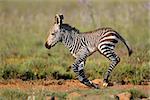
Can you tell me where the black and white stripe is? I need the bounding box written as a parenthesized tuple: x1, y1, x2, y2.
(45, 17, 132, 89)
(60, 25, 132, 88)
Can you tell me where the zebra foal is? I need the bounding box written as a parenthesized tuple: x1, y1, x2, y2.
(45, 14, 132, 89)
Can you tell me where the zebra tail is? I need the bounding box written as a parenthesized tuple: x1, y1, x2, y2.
(117, 33, 133, 56)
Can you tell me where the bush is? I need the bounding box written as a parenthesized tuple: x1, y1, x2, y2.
(52, 71, 73, 80)
(1, 64, 19, 79)
(20, 70, 35, 81)
(109, 62, 150, 85)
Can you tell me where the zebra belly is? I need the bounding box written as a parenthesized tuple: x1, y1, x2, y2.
(88, 47, 97, 53)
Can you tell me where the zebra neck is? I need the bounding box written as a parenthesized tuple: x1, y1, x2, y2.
(62, 32, 77, 49)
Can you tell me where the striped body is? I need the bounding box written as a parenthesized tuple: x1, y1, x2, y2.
(62, 27, 119, 58)
(45, 14, 132, 89)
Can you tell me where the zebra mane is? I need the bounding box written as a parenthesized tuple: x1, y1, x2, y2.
(61, 24, 80, 34)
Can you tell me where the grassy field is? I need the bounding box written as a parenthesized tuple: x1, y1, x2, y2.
(0, 0, 149, 99)
(0, 87, 148, 100)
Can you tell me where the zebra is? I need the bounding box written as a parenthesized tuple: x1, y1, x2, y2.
(45, 14, 132, 89)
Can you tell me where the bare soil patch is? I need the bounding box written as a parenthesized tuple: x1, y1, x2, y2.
(0, 79, 149, 94)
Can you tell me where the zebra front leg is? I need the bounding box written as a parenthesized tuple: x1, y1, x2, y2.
(103, 51, 120, 87)
(72, 61, 99, 89)
(72, 49, 99, 89)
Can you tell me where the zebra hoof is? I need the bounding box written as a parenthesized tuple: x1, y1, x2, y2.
(103, 82, 108, 87)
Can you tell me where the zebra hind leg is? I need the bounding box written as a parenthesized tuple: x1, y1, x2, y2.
(99, 48, 120, 87)
(72, 61, 99, 89)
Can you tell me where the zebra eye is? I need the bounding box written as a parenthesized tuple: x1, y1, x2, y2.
(51, 33, 55, 35)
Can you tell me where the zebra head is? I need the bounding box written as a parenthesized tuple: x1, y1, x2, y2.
(45, 14, 64, 49)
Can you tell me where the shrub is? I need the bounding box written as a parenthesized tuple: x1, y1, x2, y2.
(1, 64, 19, 79)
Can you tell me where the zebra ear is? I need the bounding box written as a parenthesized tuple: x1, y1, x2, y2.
(55, 14, 64, 27)
(59, 14, 64, 22)
(55, 14, 59, 24)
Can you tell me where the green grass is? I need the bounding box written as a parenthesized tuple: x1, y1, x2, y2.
(128, 88, 148, 99)
(0, 88, 67, 100)
(0, 0, 149, 85)
(0, 89, 28, 100)
(0, 88, 148, 100)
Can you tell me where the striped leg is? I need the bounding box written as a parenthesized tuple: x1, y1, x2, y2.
(99, 46, 120, 87)
(72, 48, 99, 89)
(103, 51, 120, 87)
(72, 61, 99, 89)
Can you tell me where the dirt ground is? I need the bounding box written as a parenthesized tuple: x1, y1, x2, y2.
(0, 79, 149, 94)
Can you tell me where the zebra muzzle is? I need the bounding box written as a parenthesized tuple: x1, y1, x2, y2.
(45, 42, 51, 49)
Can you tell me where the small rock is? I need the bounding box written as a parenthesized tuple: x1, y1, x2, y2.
(116, 92, 132, 100)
